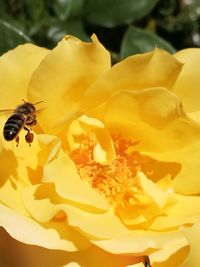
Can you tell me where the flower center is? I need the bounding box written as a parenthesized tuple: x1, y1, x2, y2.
(70, 132, 179, 227)
(70, 134, 154, 206)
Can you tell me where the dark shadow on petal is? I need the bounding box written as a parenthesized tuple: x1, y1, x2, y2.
(26, 166, 43, 185)
(0, 226, 145, 267)
(0, 148, 18, 189)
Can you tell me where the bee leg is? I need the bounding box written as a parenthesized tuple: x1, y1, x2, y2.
(27, 119, 37, 128)
(25, 132, 34, 146)
(32, 119, 37, 126)
(15, 136, 19, 147)
(23, 126, 34, 146)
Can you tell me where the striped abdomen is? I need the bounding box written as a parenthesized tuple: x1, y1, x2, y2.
(3, 114, 25, 141)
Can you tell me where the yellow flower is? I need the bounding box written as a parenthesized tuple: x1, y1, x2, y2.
(0, 35, 200, 267)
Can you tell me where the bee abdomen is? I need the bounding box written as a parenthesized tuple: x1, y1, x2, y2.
(3, 114, 25, 141)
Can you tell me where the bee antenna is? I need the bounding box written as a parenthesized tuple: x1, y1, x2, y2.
(22, 99, 26, 103)
(34, 100, 44, 106)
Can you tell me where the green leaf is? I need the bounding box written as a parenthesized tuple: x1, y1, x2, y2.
(0, 20, 31, 55)
(84, 0, 160, 27)
(22, 0, 46, 22)
(53, 0, 84, 21)
(156, 0, 177, 16)
(47, 20, 89, 43)
(68, 0, 84, 18)
(0, 1, 7, 16)
(120, 26, 176, 58)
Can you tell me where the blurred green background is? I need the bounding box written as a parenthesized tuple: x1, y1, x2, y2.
(0, 0, 200, 61)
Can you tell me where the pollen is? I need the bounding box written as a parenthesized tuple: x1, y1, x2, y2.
(70, 133, 154, 208)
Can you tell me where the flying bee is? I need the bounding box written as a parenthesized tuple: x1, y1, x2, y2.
(2, 100, 43, 146)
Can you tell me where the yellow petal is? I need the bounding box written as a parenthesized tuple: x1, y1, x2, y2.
(151, 140, 200, 194)
(93, 230, 188, 259)
(42, 149, 108, 211)
(23, 183, 162, 255)
(81, 48, 183, 110)
(117, 172, 174, 227)
(37, 133, 108, 211)
(188, 111, 200, 123)
(181, 221, 200, 267)
(0, 43, 49, 109)
(28, 34, 111, 133)
(149, 234, 189, 267)
(0, 117, 41, 215)
(149, 194, 200, 230)
(61, 245, 144, 267)
(88, 88, 200, 153)
(23, 183, 128, 239)
(78, 115, 116, 163)
(0, 204, 88, 251)
(173, 48, 200, 112)
(0, 226, 76, 267)
(86, 87, 200, 198)
(86, 88, 200, 194)
(126, 264, 145, 267)
(136, 172, 170, 210)
(22, 183, 190, 258)
(66, 115, 116, 163)
(0, 229, 143, 267)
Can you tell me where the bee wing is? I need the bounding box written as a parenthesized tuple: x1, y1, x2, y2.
(0, 109, 15, 116)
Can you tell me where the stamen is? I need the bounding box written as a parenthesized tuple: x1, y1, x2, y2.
(70, 132, 179, 228)
(70, 133, 151, 208)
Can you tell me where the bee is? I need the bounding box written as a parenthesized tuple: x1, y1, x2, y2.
(2, 100, 43, 146)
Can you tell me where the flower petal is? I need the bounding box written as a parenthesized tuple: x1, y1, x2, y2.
(181, 221, 200, 267)
(126, 264, 145, 267)
(173, 48, 200, 112)
(43, 149, 108, 211)
(0, 43, 49, 109)
(117, 172, 175, 227)
(86, 87, 200, 196)
(79, 115, 116, 163)
(36, 133, 108, 211)
(23, 183, 129, 239)
(60, 246, 143, 267)
(0, 228, 143, 267)
(93, 230, 188, 263)
(28, 35, 111, 133)
(188, 111, 200, 123)
(149, 234, 189, 267)
(0, 117, 41, 215)
(136, 172, 170, 210)
(0, 204, 89, 251)
(149, 194, 200, 230)
(23, 183, 189, 258)
(88, 88, 200, 153)
(81, 48, 183, 110)
(151, 140, 200, 194)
